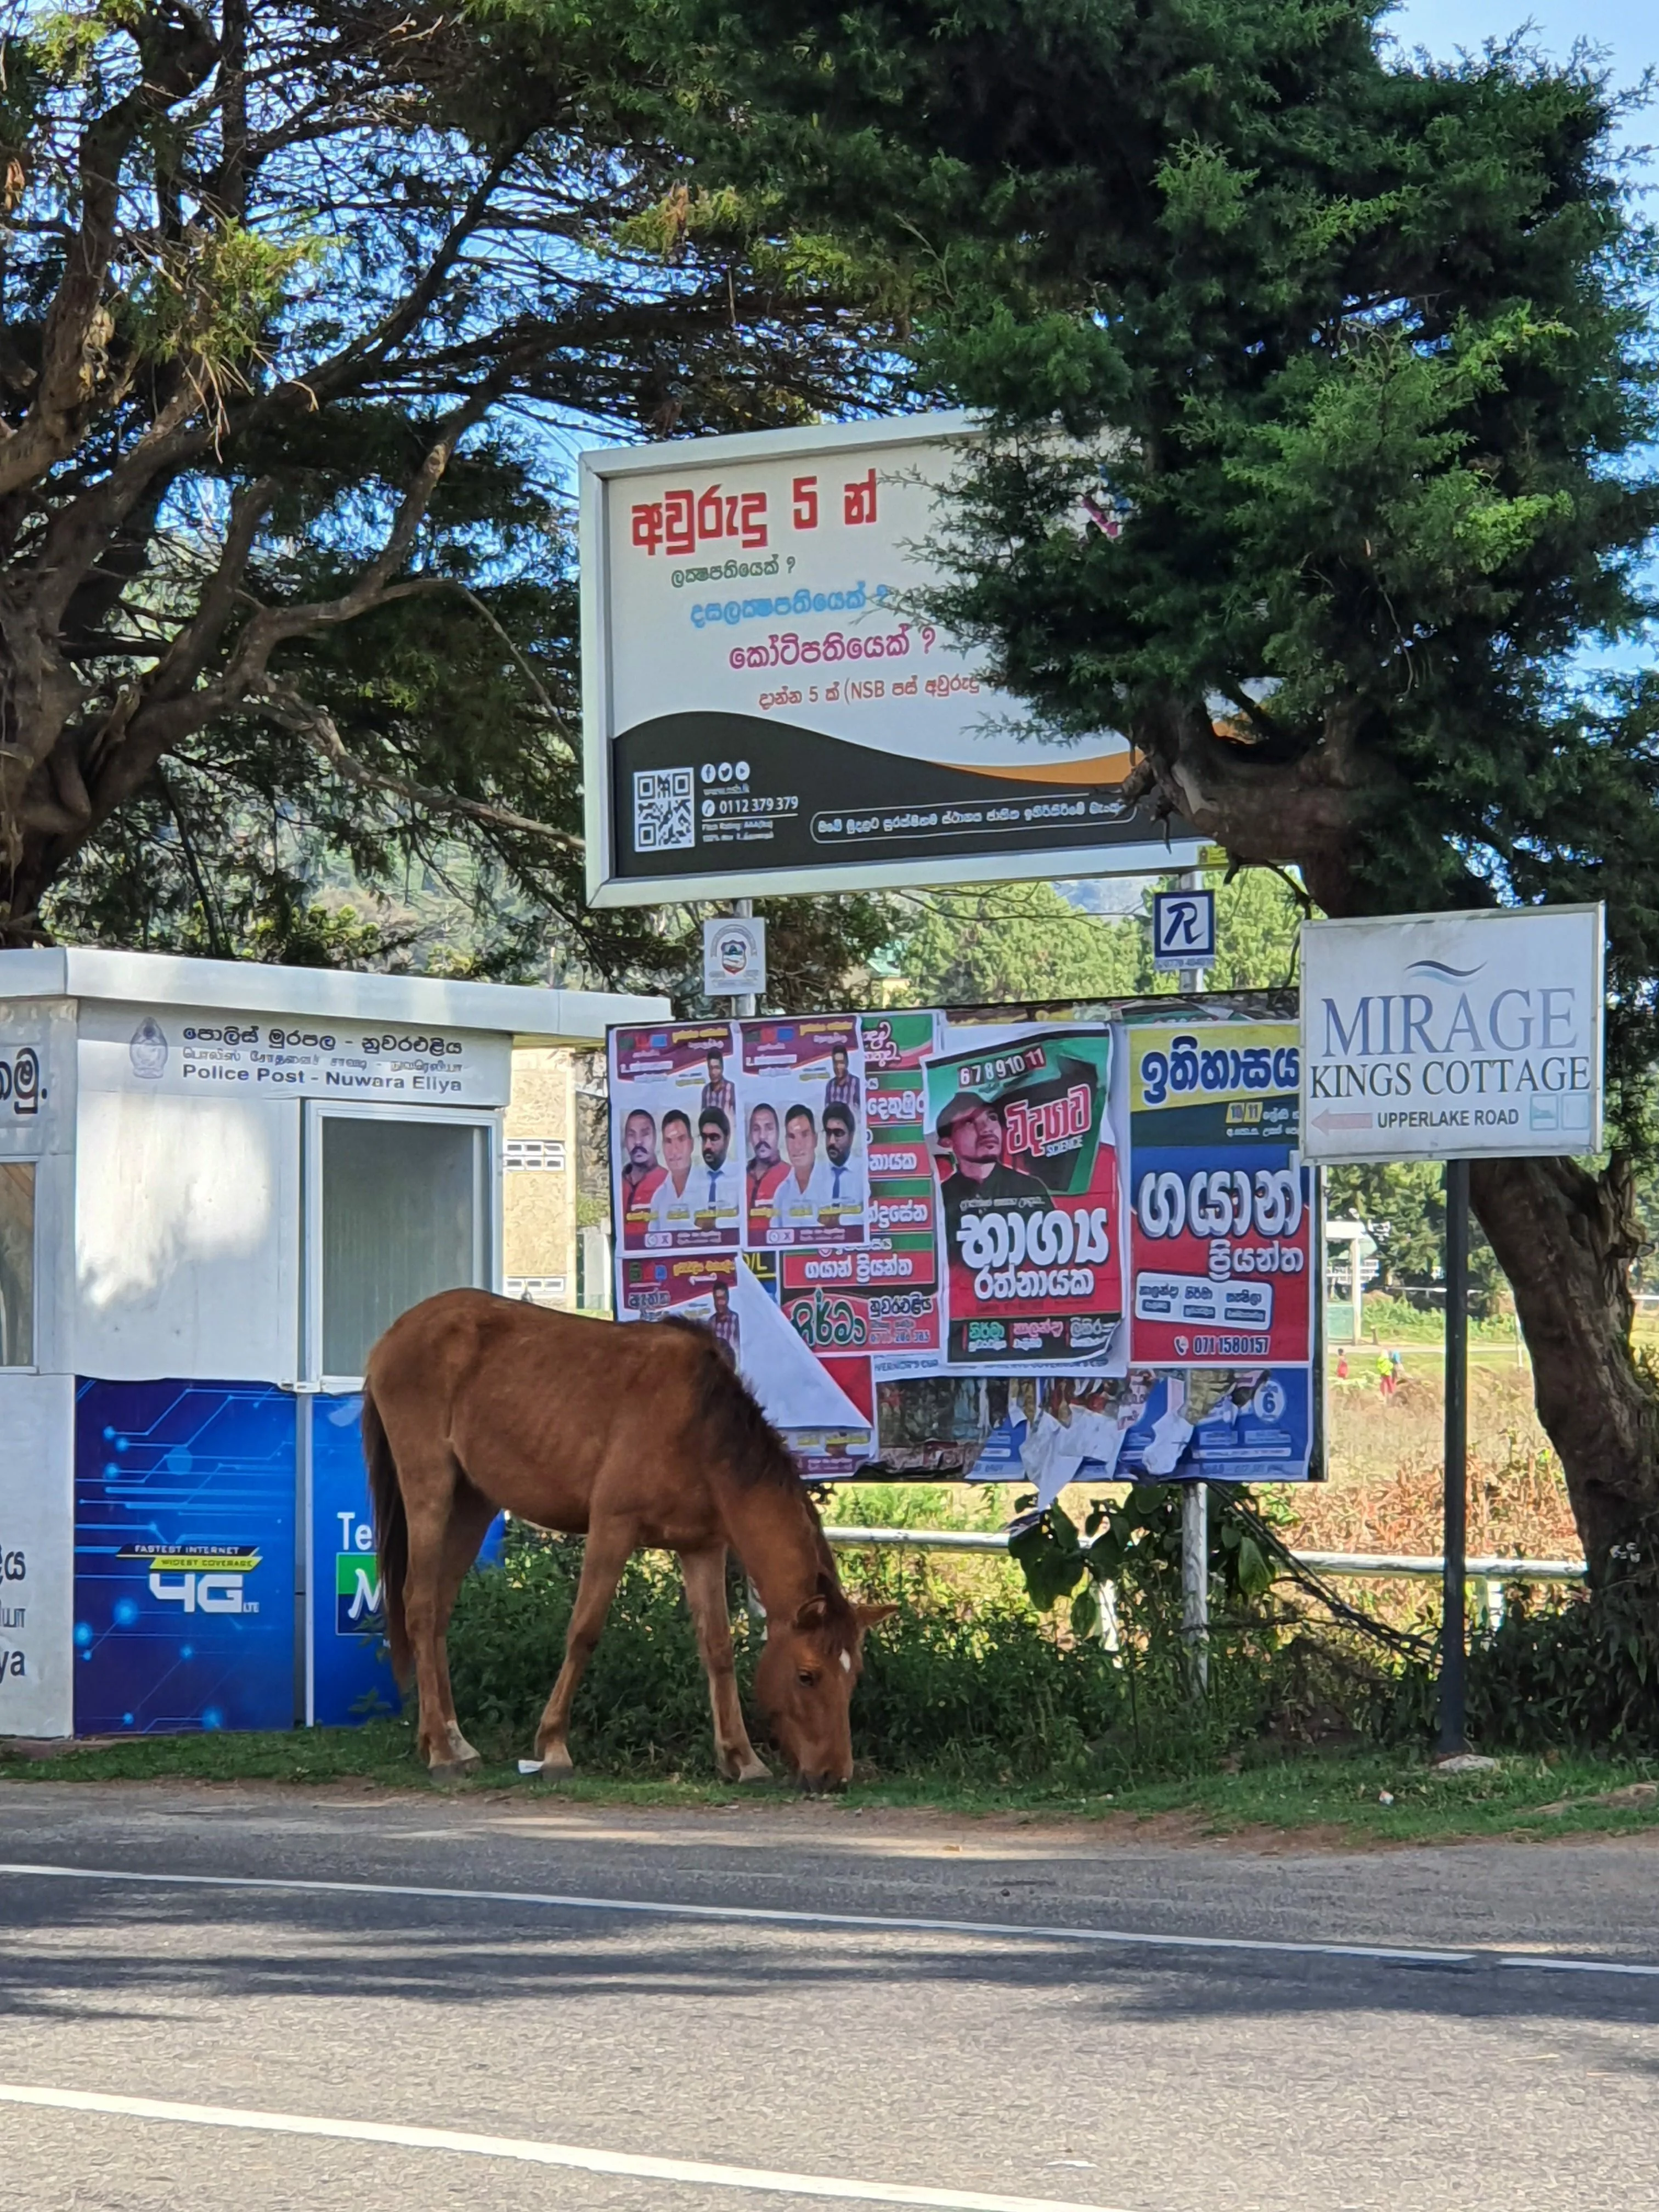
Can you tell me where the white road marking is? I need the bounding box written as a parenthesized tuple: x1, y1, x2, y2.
(0, 1858, 1472, 1966)
(0, 2082, 1127, 2212)
(1499, 1955, 1659, 1980)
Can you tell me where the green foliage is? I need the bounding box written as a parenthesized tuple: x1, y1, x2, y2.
(443, 1525, 1127, 1784)
(888, 863, 1308, 1009)
(5, 0, 915, 982)
(891, 882, 1143, 1007)
(1465, 1589, 1659, 1752)
(1009, 1485, 1282, 1644)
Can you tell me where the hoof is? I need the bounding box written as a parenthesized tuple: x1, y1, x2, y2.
(428, 1751, 481, 1786)
(537, 1744, 575, 1781)
(730, 1755, 771, 1784)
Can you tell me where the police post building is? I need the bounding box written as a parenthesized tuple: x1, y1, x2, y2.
(0, 949, 662, 1742)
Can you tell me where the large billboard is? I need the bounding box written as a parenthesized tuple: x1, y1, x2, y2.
(580, 413, 1201, 904)
(609, 1005, 1319, 1485)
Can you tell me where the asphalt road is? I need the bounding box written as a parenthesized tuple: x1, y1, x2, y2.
(2, 1781, 1657, 2212)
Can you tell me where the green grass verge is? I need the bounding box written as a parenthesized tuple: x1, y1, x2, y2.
(5, 1725, 1656, 1844)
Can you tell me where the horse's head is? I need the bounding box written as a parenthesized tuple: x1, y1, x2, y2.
(754, 1580, 897, 1792)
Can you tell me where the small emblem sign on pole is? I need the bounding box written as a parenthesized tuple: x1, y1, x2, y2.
(1153, 888, 1216, 974)
(702, 912, 766, 1002)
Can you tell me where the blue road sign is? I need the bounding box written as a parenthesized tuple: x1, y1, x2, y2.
(1153, 888, 1216, 972)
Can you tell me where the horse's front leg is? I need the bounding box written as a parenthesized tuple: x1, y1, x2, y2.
(680, 1546, 770, 1783)
(534, 1516, 635, 1777)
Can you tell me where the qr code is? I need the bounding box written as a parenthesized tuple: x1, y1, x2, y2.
(633, 768, 695, 853)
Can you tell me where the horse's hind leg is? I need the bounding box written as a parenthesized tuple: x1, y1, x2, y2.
(425, 1479, 500, 1779)
(680, 1547, 769, 1783)
(534, 1516, 634, 1778)
(399, 1451, 481, 1779)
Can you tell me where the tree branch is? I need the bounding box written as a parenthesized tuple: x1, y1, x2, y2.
(0, 2, 218, 504)
(250, 679, 581, 848)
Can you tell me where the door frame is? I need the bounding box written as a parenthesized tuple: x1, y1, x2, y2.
(300, 1099, 503, 1392)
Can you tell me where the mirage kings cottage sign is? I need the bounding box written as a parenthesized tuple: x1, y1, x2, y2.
(1298, 905, 1605, 1164)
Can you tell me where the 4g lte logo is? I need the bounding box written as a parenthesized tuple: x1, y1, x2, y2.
(148, 1570, 258, 1615)
(122, 1544, 263, 1617)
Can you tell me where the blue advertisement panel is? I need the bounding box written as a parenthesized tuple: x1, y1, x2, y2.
(74, 1380, 296, 1734)
(309, 1393, 398, 1727)
(308, 1393, 505, 1727)
(970, 1367, 1313, 1491)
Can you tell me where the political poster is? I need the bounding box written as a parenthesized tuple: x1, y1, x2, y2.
(611, 1019, 742, 1254)
(620, 1250, 743, 1363)
(608, 1003, 1318, 1482)
(970, 1366, 1314, 1498)
(860, 1009, 944, 1378)
(740, 1016, 867, 1249)
(1125, 1020, 1313, 1368)
(923, 1027, 1124, 1370)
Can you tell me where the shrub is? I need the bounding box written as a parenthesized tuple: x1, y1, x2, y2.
(437, 1519, 1659, 1788)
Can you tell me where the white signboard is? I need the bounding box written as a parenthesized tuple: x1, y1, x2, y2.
(1152, 888, 1216, 973)
(702, 915, 767, 997)
(0, 1373, 75, 1739)
(580, 411, 1200, 904)
(76, 1001, 512, 1107)
(0, 998, 74, 1159)
(1300, 906, 1604, 1161)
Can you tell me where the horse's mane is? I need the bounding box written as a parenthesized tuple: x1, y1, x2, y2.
(662, 1314, 809, 1497)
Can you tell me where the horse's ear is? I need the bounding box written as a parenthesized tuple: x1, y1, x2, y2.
(855, 1601, 899, 1634)
(793, 1593, 831, 1630)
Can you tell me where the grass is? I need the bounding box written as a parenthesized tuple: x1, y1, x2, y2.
(5, 1724, 1657, 1846)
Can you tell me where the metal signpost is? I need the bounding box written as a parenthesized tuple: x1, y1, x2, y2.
(1300, 905, 1605, 1754)
(1171, 872, 1214, 1694)
(579, 411, 1200, 905)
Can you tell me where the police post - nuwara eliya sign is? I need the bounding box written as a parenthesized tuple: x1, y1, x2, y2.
(608, 1006, 1319, 1482)
(1299, 906, 1605, 1164)
(579, 413, 1199, 904)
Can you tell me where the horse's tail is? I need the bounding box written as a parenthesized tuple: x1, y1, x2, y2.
(361, 1378, 412, 1686)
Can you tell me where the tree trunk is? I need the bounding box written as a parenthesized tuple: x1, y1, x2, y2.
(1470, 1153, 1659, 1633)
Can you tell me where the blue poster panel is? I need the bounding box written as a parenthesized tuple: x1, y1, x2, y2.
(308, 1394, 505, 1727)
(309, 1393, 398, 1726)
(74, 1380, 296, 1734)
(970, 1368, 1313, 1488)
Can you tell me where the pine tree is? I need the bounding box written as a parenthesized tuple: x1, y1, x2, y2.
(701, 0, 1659, 1626)
(0, 0, 905, 996)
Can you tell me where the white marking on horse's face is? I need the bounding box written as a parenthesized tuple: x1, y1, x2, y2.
(839, 1649, 852, 1675)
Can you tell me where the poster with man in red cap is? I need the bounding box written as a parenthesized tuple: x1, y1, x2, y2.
(924, 1028, 1125, 1370)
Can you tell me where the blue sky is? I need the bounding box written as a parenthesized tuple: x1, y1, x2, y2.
(1387, 0, 1657, 162)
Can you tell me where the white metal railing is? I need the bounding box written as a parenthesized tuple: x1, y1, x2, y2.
(822, 1523, 1587, 1586)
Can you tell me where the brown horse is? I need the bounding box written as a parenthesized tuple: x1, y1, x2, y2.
(362, 1289, 893, 1788)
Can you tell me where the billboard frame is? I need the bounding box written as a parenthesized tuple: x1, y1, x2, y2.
(579, 412, 1203, 906)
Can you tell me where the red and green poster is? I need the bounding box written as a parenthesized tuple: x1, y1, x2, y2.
(1126, 1020, 1312, 1367)
(922, 1026, 1124, 1369)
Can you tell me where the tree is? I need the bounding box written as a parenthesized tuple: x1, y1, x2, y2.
(0, 0, 904, 992)
(706, 3, 1659, 1627)
(891, 880, 1143, 1005)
